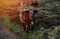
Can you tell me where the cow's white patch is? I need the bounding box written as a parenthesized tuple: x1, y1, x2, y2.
(31, 21, 33, 25)
(29, 10, 33, 19)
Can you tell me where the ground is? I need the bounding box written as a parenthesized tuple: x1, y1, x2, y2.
(0, 22, 20, 39)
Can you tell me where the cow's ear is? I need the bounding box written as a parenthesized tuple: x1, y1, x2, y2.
(33, 10, 38, 13)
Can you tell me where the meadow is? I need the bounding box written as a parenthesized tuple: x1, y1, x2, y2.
(0, 0, 60, 39)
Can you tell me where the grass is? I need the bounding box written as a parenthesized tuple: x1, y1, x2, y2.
(6, 22, 60, 39)
(3, 14, 60, 39)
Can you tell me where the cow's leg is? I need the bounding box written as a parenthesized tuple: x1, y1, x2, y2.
(21, 23, 25, 32)
(23, 23, 26, 31)
(26, 24, 28, 33)
(30, 24, 32, 32)
(30, 21, 33, 32)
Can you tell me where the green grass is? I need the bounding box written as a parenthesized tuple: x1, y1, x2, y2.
(3, 13, 60, 39)
(5, 19, 60, 39)
(6, 22, 60, 39)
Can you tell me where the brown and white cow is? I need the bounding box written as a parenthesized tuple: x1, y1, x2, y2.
(19, 8, 38, 33)
(19, 1, 38, 33)
(19, 9, 32, 33)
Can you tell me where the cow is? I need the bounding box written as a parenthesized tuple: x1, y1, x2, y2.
(19, 1, 38, 34)
(19, 9, 32, 33)
(19, 8, 38, 34)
